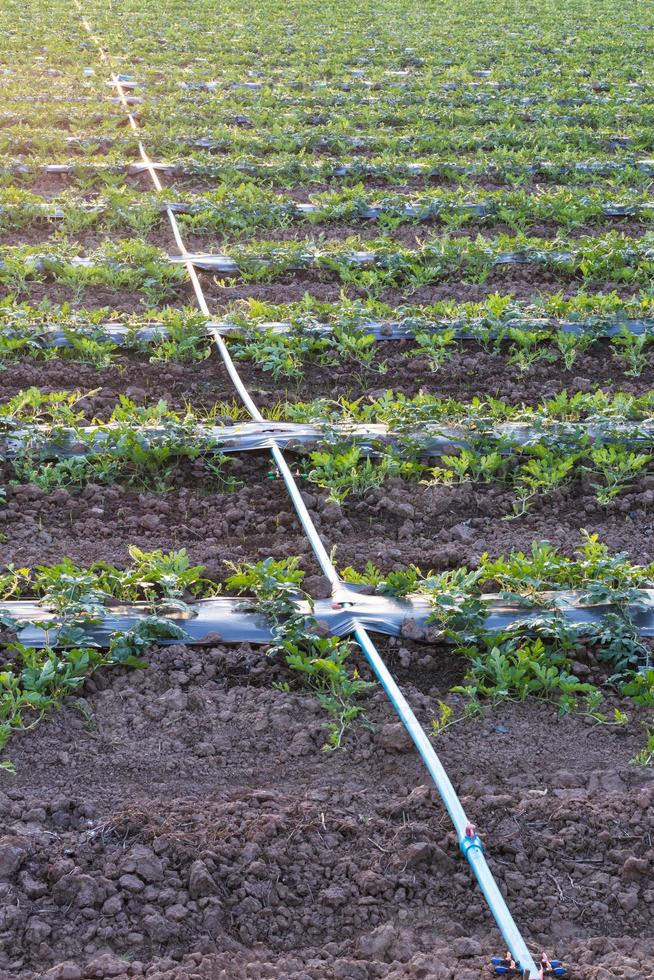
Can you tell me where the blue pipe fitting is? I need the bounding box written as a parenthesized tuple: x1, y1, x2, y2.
(459, 832, 485, 857)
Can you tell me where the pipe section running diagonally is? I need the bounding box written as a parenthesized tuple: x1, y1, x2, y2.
(71, 3, 546, 974)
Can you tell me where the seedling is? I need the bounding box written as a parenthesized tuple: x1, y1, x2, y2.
(631, 727, 654, 767)
(586, 445, 652, 503)
(510, 448, 580, 517)
(332, 325, 386, 373)
(507, 328, 557, 375)
(226, 557, 373, 748)
(305, 444, 418, 501)
(283, 636, 374, 750)
(611, 327, 651, 377)
(409, 328, 456, 372)
(555, 330, 594, 371)
(428, 446, 507, 485)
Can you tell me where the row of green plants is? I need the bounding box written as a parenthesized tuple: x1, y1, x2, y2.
(2, 379, 652, 428)
(2, 295, 654, 375)
(231, 318, 653, 378)
(3, 232, 645, 299)
(11, 68, 651, 99)
(192, 231, 654, 287)
(220, 287, 654, 329)
(10, 121, 653, 159)
(1, 387, 653, 508)
(148, 80, 654, 107)
(291, 387, 654, 425)
(301, 438, 653, 512)
(6, 154, 654, 193)
(0, 390, 241, 493)
(19, 231, 627, 300)
(0, 548, 370, 757)
(288, 389, 654, 510)
(3, 184, 654, 238)
(5, 118, 654, 163)
(177, 186, 654, 238)
(12, 75, 651, 101)
(2, 535, 651, 757)
(175, 537, 654, 756)
(0, 241, 185, 303)
(0, 306, 212, 368)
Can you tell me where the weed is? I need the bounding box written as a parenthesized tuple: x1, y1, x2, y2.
(430, 700, 464, 736)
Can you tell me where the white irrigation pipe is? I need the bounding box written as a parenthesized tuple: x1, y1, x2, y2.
(71, 4, 543, 973)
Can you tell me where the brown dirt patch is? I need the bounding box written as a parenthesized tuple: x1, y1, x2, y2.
(2, 338, 653, 417)
(2, 458, 653, 577)
(0, 633, 651, 977)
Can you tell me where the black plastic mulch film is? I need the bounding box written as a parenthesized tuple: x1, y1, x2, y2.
(3, 315, 654, 347)
(3, 418, 654, 460)
(10, 588, 654, 649)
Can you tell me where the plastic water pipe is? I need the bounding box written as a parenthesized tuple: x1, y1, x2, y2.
(354, 623, 540, 978)
(142, 108, 547, 980)
(74, 12, 543, 971)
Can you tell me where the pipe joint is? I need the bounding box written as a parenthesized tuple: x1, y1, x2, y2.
(459, 832, 484, 857)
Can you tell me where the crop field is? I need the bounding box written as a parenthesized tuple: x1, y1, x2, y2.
(0, 0, 653, 976)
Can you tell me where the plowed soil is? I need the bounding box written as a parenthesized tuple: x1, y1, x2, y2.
(2, 342, 653, 977)
(2, 461, 654, 574)
(2, 340, 654, 414)
(1, 637, 652, 979)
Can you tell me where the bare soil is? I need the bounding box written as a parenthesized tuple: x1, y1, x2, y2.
(0, 633, 652, 978)
(0, 457, 323, 577)
(0, 224, 177, 253)
(2, 339, 653, 417)
(2, 456, 653, 576)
